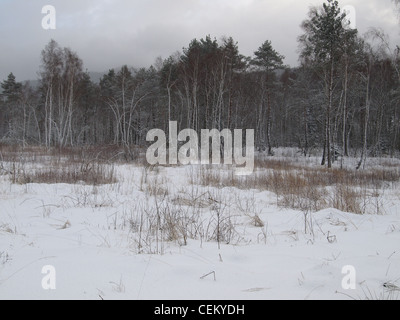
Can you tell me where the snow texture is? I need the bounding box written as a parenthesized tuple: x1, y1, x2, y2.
(0, 156, 399, 300)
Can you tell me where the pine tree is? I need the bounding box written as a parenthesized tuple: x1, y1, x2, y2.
(299, 0, 348, 168)
(0, 73, 22, 140)
(1, 73, 22, 103)
(251, 40, 284, 155)
(221, 37, 246, 129)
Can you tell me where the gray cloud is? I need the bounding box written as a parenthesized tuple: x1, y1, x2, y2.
(0, 0, 398, 82)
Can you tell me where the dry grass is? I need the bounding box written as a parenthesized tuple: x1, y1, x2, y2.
(0, 223, 16, 234)
(191, 158, 400, 215)
(1, 146, 118, 186)
(139, 166, 169, 197)
(331, 184, 363, 215)
(0, 144, 147, 165)
(0, 251, 11, 265)
(123, 187, 243, 254)
(23, 162, 117, 185)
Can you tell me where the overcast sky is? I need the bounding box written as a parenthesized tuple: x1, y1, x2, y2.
(0, 0, 398, 82)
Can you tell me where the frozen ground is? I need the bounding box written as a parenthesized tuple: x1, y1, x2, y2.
(0, 154, 400, 300)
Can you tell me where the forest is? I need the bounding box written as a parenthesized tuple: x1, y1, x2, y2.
(1, 0, 399, 168)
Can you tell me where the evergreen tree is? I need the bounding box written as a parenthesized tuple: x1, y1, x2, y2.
(1, 73, 22, 103)
(222, 37, 247, 129)
(0, 73, 22, 140)
(299, 0, 350, 168)
(251, 40, 284, 155)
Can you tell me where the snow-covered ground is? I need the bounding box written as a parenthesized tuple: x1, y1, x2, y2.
(0, 156, 400, 300)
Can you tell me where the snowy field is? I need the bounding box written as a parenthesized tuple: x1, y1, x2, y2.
(0, 149, 400, 300)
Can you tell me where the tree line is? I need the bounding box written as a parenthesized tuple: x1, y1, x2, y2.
(1, 0, 399, 167)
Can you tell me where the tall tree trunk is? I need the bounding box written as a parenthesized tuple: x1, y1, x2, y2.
(265, 72, 273, 156)
(342, 58, 349, 162)
(357, 72, 370, 170)
(303, 104, 309, 157)
(321, 117, 327, 166)
(48, 82, 53, 148)
(326, 58, 334, 169)
(266, 89, 272, 156)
